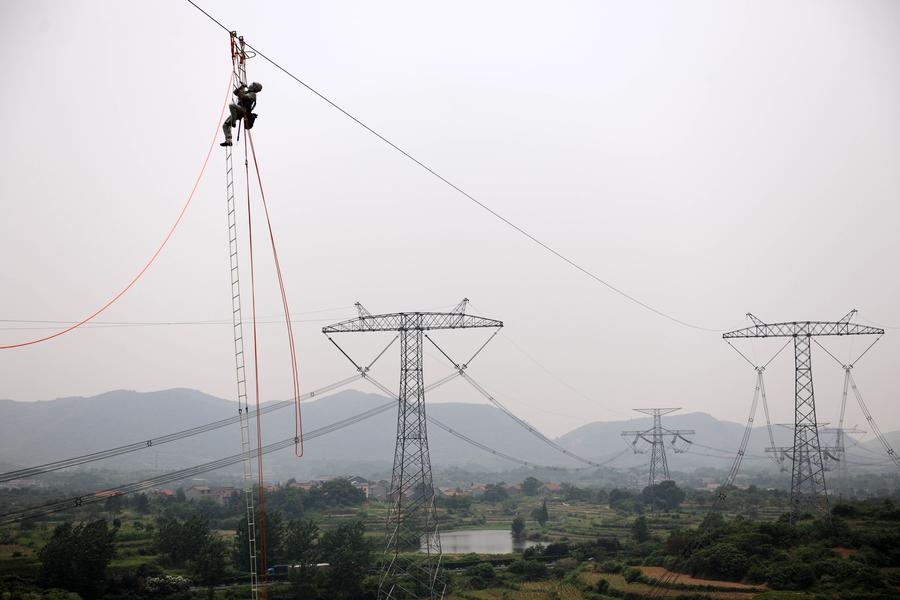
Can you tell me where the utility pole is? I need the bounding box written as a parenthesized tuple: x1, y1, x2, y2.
(622, 408, 694, 486)
(323, 300, 502, 600)
(723, 310, 883, 520)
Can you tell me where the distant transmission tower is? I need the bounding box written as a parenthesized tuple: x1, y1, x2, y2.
(723, 310, 883, 519)
(323, 300, 502, 600)
(622, 408, 694, 486)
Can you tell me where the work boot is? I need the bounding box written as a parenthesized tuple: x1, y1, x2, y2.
(220, 139, 233, 147)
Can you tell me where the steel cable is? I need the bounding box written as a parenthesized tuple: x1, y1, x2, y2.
(185, 0, 724, 333)
(0, 400, 395, 526)
(0, 376, 360, 483)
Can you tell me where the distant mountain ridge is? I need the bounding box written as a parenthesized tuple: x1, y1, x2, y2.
(1, 388, 895, 482)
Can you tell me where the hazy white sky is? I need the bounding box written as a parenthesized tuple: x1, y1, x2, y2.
(1, 0, 899, 437)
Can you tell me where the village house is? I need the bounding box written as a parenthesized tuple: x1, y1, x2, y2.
(287, 480, 322, 491)
(185, 485, 212, 502)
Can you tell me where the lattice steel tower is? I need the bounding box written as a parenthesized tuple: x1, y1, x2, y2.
(622, 408, 694, 486)
(723, 310, 883, 519)
(323, 300, 502, 600)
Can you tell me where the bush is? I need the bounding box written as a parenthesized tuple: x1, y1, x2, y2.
(553, 557, 579, 575)
(745, 561, 767, 584)
(623, 566, 642, 583)
(814, 558, 886, 589)
(544, 542, 570, 558)
(464, 561, 496, 581)
(687, 542, 749, 581)
(766, 561, 815, 590)
(599, 560, 623, 574)
(508, 559, 549, 580)
(144, 575, 191, 595)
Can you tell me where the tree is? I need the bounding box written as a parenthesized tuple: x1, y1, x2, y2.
(464, 562, 496, 589)
(318, 521, 371, 599)
(641, 481, 685, 511)
(233, 517, 253, 571)
(283, 518, 319, 563)
(104, 494, 123, 514)
(233, 510, 286, 570)
(561, 482, 594, 502)
(511, 516, 526, 539)
(522, 476, 542, 496)
(767, 560, 816, 590)
(39, 520, 118, 599)
(483, 483, 509, 503)
(316, 478, 366, 506)
(156, 516, 210, 566)
(700, 512, 725, 530)
(133, 493, 151, 514)
(283, 517, 323, 596)
(609, 488, 642, 512)
(688, 542, 749, 581)
(531, 499, 549, 526)
(193, 535, 229, 599)
(508, 559, 548, 580)
(631, 515, 650, 543)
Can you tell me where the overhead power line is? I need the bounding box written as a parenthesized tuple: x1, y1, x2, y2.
(365, 373, 630, 472)
(0, 317, 341, 332)
(0, 400, 396, 526)
(364, 370, 603, 470)
(0, 376, 360, 483)
(185, 0, 720, 333)
(428, 414, 631, 472)
(1, 393, 632, 526)
(0, 306, 355, 331)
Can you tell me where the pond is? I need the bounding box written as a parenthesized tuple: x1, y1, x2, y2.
(421, 529, 539, 554)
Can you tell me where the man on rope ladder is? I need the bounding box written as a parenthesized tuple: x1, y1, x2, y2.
(220, 81, 263, 147)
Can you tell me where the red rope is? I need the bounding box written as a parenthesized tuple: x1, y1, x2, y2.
(242, 132, 269, 598)
(0, 73, 235, 350)
(247, 130, 304, 457)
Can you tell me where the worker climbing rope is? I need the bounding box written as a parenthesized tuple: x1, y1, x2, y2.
(220, 81, 262, 146)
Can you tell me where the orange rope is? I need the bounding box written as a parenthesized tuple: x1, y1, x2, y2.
(0, 72, 234, 350)
(248, 130, 303, 457)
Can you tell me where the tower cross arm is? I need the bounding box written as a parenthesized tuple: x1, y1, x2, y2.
(322, 312, 503, 333)
(723, 321, 883, 339)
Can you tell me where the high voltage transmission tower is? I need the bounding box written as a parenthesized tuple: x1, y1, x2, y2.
(323, 300, 502, 600)
(622, 408, 694, 486)
(723, 310, 883, 520)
